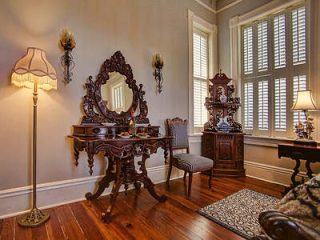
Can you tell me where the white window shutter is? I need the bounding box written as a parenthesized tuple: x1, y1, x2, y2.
(274, 78, 287, 130)
(244, 82, 254, 129)
(274, 14, 286, 69)
(193, 32, 208, 79)
(258, 21, 268, 72)
(293, 75, 307, 127)
(193, 79, 208, 127)
(258, 80, 269, 130)
(243, 27, 253, 74)
(193, 30, 208, 128)
(292, 7, 306, 65)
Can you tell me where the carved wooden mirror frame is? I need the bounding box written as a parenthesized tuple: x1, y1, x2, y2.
(81, 51, 149, 125)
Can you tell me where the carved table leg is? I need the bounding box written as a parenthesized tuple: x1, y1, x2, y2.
(86, 157, 116, 200)
(134, 174, 142, 191)
(138, 153, 167, 202)
(305, 160, 314, 180)
(291, 158, 301, 187)
(86, 142, 95, 176)
(102, 159, 124, 223)
(164, 145, 168, 164)
(74, 139, 84, 167)
(74, 148, 79, 166)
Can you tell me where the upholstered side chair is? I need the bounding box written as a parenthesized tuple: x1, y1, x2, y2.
(166, 117, 214, 197)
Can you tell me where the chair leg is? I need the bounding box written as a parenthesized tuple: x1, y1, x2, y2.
(183, 171, 187, 181)
(208, 167, 213, 188)
(166, 161, 173, 184)
(188, 172, 193, 197)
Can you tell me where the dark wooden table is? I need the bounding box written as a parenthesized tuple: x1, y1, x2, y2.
(68, 135, 172, 222)
(278, 143, 320, 190)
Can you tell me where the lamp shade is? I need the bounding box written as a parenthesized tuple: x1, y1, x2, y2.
(11, 47, 57, 91)
(292, 90, 318, 111)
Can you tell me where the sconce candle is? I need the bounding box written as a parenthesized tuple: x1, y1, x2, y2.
(152, 53, 164, 93)
(59, 29, 76, 84)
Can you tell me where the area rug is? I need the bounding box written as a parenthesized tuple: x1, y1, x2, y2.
(198, 189, 279, 239)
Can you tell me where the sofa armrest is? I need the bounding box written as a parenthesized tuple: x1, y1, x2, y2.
(252, 210, 317, 240)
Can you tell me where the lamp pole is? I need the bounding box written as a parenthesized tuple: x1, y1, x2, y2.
(18, 80, 50, 227)
(32, 81, 38, 210)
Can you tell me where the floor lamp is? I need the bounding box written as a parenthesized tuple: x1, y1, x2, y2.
(11, 47, 57, 227)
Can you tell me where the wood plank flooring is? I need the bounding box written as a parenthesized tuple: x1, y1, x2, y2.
(0, 175, 284, 240)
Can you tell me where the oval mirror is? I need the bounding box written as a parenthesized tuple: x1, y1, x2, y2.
(100, 72, 133, 114)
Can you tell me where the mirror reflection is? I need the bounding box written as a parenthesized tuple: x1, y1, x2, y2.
(101, 72, 133, 113)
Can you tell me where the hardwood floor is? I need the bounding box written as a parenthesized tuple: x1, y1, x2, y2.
(0, 175, 284, 240)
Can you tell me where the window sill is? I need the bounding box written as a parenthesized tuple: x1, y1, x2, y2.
(244, 135, 297, 148)
(188, 133, 203, 137)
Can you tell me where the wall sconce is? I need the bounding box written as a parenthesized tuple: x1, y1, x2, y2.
(152, 53, 164, 94)
(59, 29, 76, 84)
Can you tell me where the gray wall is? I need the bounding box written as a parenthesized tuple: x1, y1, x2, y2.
(217, 0, 272, 75)
(0, 0, 215, 191)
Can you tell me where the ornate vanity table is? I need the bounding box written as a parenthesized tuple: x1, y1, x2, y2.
(69, 51, 172, 222)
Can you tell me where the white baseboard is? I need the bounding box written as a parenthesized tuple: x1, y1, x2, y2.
(0, 165, 184, 219)
(244, 161, 307, 187)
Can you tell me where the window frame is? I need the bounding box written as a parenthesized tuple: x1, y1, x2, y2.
(236, 1, 310, 139)
(188, 10, 217, 135)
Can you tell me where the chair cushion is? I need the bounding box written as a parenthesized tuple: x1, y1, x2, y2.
(173, 153, 214, 172)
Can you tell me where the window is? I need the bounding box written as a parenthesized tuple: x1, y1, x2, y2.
(112, 83, 124, 112)
(193, 29, 209, 129)
(241, 4, 308, 137)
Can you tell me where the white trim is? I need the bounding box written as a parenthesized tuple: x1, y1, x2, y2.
(244, 160, 307, 186)
(236, 0, 306, 26)
(193, 0, 216, 14)
(188, 134, 202, 143)
(0, 165, 184, 218)
(244, 135, 296, 147)
(216, 0, 243, 14)
(188, 9, 218, 134)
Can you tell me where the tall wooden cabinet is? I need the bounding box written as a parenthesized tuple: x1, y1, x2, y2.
(202, 132, 245, 177)
(202, 71, 245, 177)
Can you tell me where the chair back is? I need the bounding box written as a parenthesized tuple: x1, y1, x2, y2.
(166, 117, 189, 152)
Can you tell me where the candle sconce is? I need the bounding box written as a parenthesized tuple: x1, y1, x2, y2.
(152, 53, 164, 94)
(59, 29, 76, 84)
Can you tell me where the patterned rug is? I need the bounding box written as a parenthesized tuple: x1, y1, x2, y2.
(198, 189, 279, 239)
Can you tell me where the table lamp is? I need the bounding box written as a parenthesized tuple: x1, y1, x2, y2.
(292, 90, 317, 145)
(11, 47, 57, 227)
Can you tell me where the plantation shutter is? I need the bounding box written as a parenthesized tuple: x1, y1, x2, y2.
(243, 26, 253, 74)
(244, 82, 253, 129)
(293, 75, 307, 127)
(193, 30, 208, 128)
(258, 81, 269, 130)
(274, 14, 286, 69)
(292, 7, 306, 65)
(241, 4, 308, 137)
(257, 21, 268, 72)
(274, 78, 287, 130)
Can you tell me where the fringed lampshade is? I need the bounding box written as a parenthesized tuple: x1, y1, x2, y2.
(11, 47, 57, 91)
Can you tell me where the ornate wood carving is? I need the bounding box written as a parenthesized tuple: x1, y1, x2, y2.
(202, 132, 245, 177)
(81, 51, 149, 125)
(204, 71, 242, 133)
(71, 136, 172, 222)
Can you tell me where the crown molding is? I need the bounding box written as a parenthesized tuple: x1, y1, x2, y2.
(193, 0, 216, 14)
(216, 0, 243, 14)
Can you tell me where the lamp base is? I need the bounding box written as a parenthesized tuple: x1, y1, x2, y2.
(294, 139, 317, 147)
(18, 208, 50, 227)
